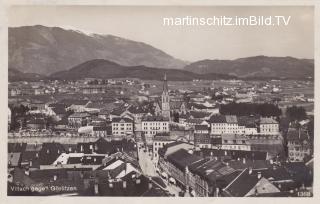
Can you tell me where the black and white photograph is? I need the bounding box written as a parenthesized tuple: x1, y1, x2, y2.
(5, 3, 315, 198)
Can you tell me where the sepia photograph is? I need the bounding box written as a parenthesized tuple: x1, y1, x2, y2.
(6, 4, 314, 198)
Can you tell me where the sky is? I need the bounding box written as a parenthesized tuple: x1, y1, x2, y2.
(9, 5, 314, 62)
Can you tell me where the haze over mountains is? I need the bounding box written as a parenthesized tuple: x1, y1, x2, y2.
(9, 25, 314, 81)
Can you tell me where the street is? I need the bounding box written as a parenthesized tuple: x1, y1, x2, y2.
(137, 146, 182, 196)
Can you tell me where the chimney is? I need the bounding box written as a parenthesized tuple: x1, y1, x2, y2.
(24, 168, 30, 176)
(215, 187, 220, 197)
(136, 178, 141, 184)
(257, 172, 262, 179)
(94, 182, 99, 195)
(148, 177, 153, 189)
(270, 159, 273, 165)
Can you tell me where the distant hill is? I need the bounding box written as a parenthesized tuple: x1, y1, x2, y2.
(184, 56, 314, 79)
(9, 68, 44, 82)
(50, 59, 234, 81)
(9, 25, 186, 75)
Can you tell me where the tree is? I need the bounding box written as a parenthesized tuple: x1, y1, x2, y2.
(285, 106, 307, 122)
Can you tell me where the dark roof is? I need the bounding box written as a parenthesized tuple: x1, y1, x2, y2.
(112, 117, 133, 123)
(142, 115, 169, 121)
(60, 99, 89, 106)
(166, 149, 203, 171)
(223, 169, 260, 197)
(190, 111, 211, 119)
(287, 128, 309, 141)
(228, 160, 271, 171)
(208, 115, 226, 123)
(38, 143, 66, 165)
(8, 143, 27, 153)
(189, 159, 237, 186)
(195, 125, 209, 131)
(238, 116, 257, 127)
(27, 118, 46, 125)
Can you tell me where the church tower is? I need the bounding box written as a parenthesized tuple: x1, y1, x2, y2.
(161, 73, 170, 119)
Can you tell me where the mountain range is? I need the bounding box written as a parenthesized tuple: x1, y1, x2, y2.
(9, 25, 314, 81)
(49, 59, 234, 81)
(184, 56, 314, 79)
(9, 25, 186, 75)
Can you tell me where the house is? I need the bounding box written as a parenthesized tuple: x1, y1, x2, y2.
(287, 128, 311, 162)
(164, 149, 203, 189)
(152, 133, 175, 164)
(194, 125, 211, 149)
(93, 126, 112, 138)
(68, 112, 91, 129)
(26, 118, 46, 130)
(111, 117, 134, 137)
(188, 159, 239, 197)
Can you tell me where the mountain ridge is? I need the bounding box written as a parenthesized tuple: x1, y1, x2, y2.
(9, 25, 187, 75)
(184, 55, 314, 79)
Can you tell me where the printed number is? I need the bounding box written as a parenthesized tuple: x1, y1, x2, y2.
(297, 191, 312, 197)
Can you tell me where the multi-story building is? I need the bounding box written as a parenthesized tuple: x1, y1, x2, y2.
(209, 115, 278, 136)
(142, 115, 169, 145)
(210, 115, 241, 135)
(152, 133, 175, 164)
(111, 117, 134, 137)
(194, 125, 211, 149)
(287, 128, 311, 162)
(259, 117, 279, 135)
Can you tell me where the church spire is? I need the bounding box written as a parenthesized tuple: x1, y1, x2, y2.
(163, 73, 168, 93)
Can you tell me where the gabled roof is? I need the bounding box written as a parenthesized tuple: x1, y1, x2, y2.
(223, 169, 260, 197)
